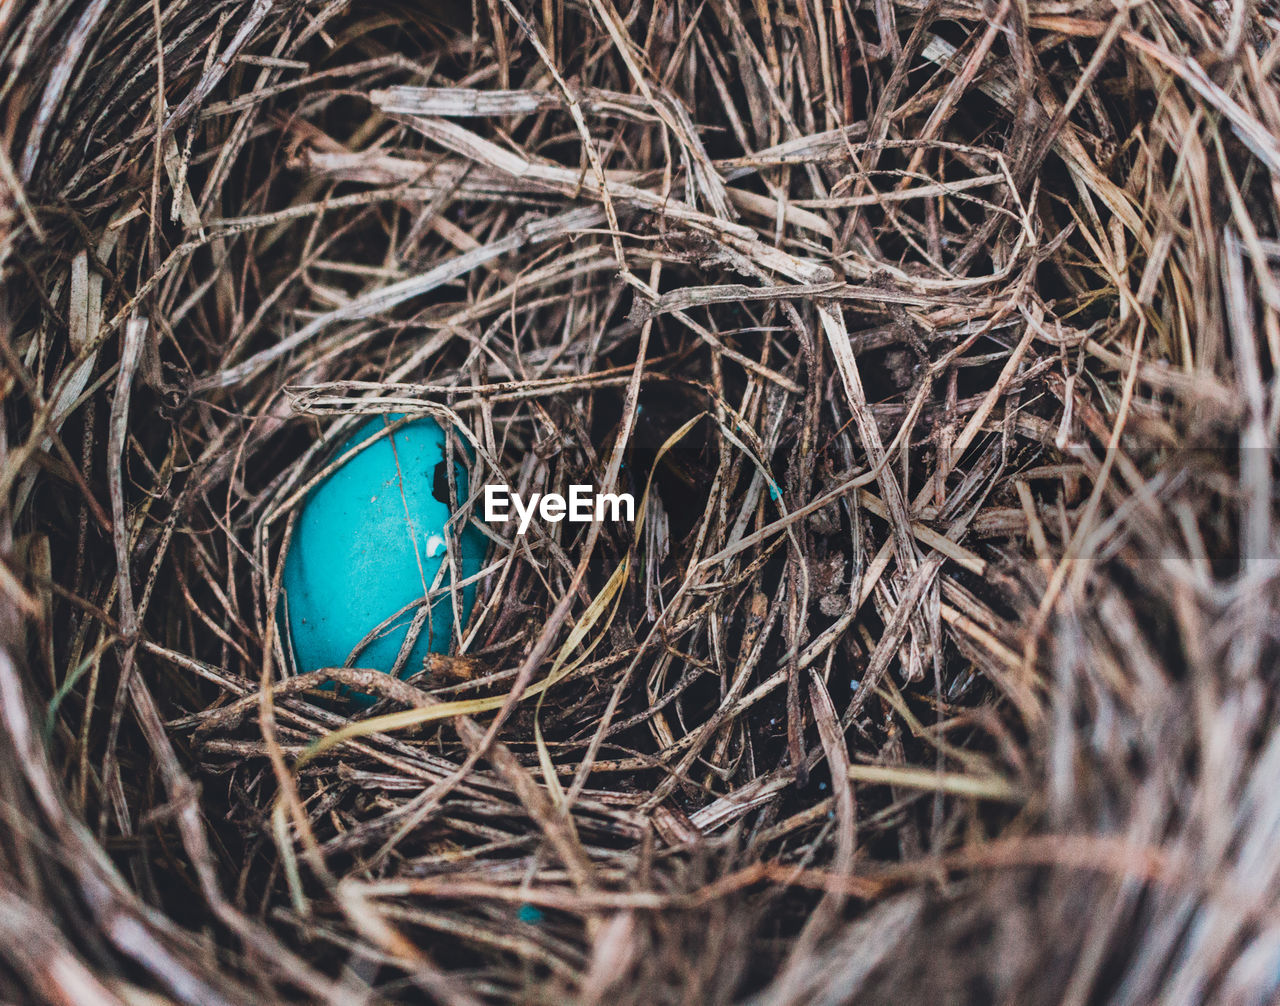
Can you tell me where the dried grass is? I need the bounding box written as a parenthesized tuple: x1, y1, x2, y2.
(0, 0, 1277, 1002)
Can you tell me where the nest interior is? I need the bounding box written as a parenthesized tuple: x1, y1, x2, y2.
(0, 0, 1278, 1003)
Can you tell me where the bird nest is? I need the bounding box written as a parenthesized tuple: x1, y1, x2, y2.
(0, 1, 1277, 1002)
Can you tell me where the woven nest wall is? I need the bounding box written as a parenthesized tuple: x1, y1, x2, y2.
(0, 0, 1277, 1003)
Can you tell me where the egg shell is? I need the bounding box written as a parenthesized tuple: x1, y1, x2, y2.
(281, 414, 486, 688)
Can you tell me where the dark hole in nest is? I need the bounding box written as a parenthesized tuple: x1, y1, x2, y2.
(431, 459, 450, 506)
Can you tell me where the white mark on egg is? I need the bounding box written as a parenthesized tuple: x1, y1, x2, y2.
(425, 533, 446, 559)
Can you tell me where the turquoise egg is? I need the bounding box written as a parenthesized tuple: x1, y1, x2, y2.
(281, 414, 486, 688)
